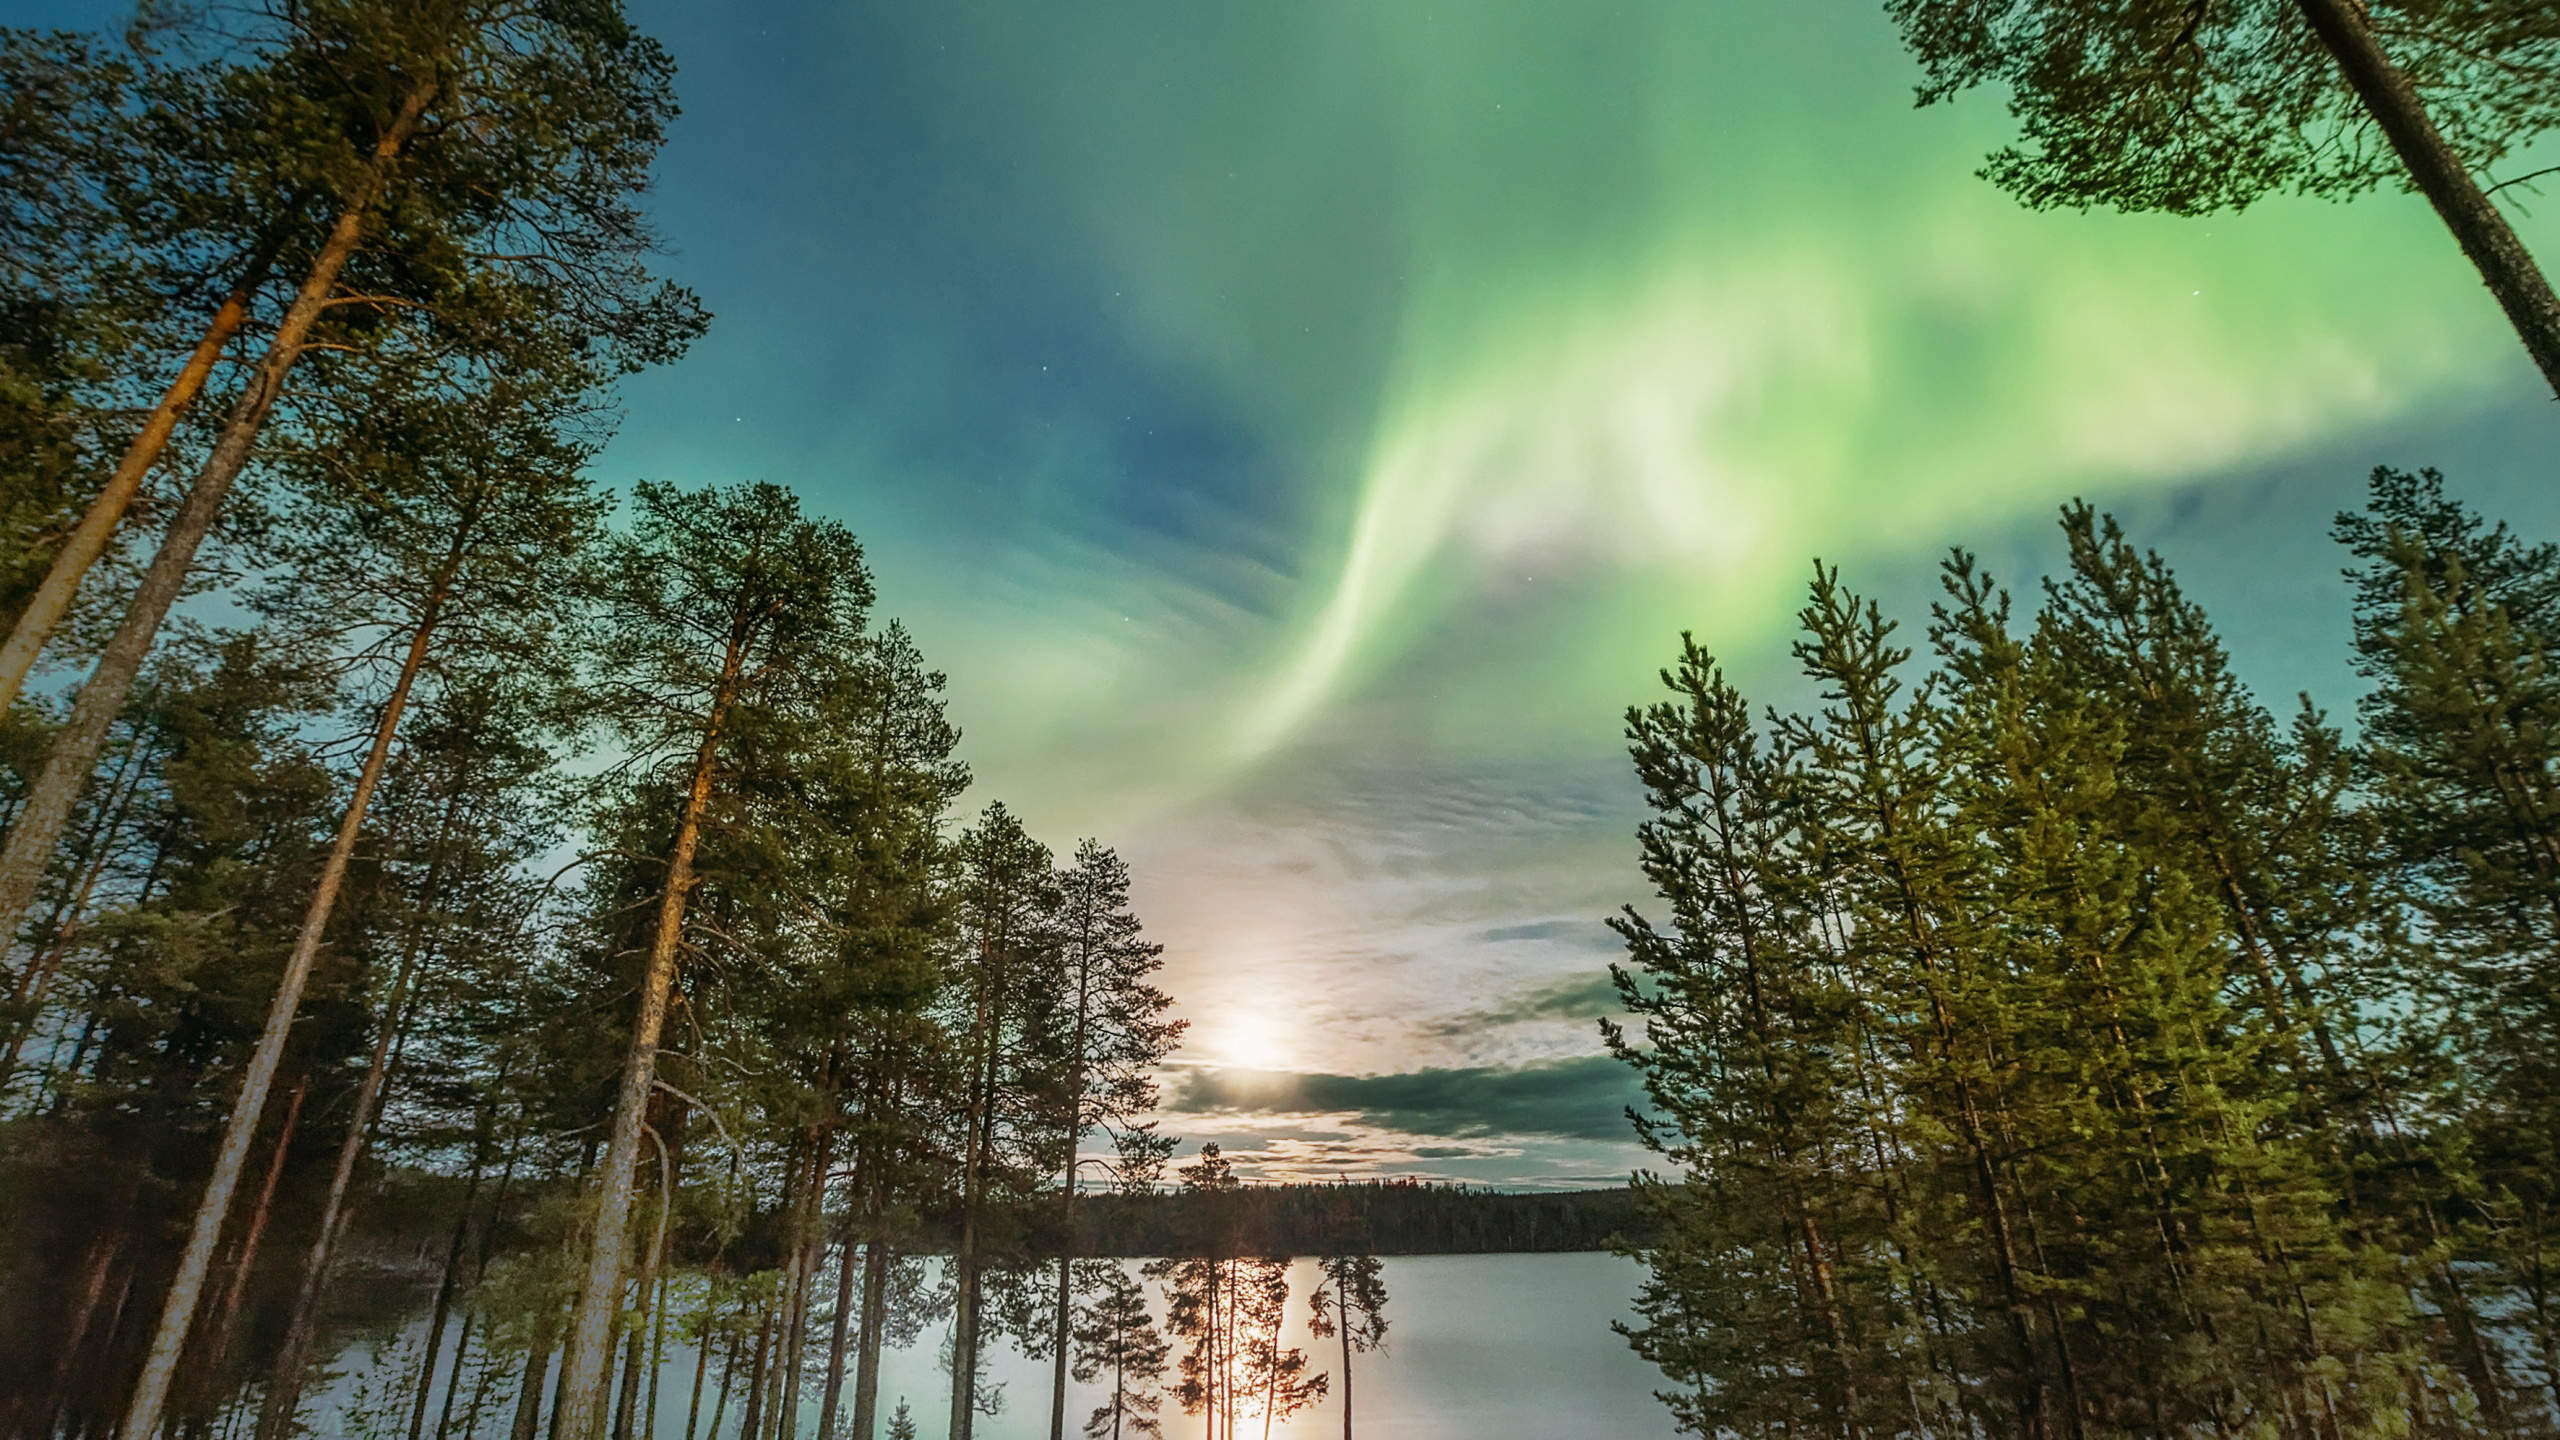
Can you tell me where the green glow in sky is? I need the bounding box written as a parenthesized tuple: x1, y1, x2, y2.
(607, 0, 2557, 1181)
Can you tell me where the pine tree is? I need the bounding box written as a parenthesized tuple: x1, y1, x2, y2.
(1307, 1212, 1387, 1440)
(1148, 1145, 1246, 1440)
(1041, 840, 1181, 1440)
(1880, 0, 2560, 394)
(554, 480, 873, 1439)
(2340, 466, 2560, 1416)
(1075, 1266, 1169, 1440)
(944, 803, 1060, 1440)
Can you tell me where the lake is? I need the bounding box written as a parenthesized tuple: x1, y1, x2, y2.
(311, 1253, 1680, 1440)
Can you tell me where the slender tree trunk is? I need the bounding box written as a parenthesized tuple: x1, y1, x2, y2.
(614, 1126, 677, 1440)
(510, 1337, 554, 1440)
(255, 930, 432, 1440)
(185, 1075, 309, 1410)
(2289, 0, 2560, 395)
(850, 1244, 889, 1440)
(949, 1240, 979, 1440)
(0, 236, 281, 714)
(409, 1111, 496, 1440)
(682, 1301, 717, 1440)
(440, 1313, 484, 1440)
(737, 1313, 772, 1440)
(707, 1324, 744, 1440)
(555, 633, 747, 1440)
(44, 1234, 118, 1440)
(109, 402, 448, 1440)
(445, 1126, 527, 1440)
(0, 728, 151, 1093)
(646, 1261, 672, 1440)
(1, 79, 436, 966)
(1336, 1286, 1351, 1440)
(816, 1230, 858, 1439)
(779, 1130, 830, 1438)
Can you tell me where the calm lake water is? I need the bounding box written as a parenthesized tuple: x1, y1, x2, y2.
(312, 1253, 1678, 1440)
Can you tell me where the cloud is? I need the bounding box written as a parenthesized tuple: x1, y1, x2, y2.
(1476, 918, 1621, 949)
(1169, 1056, 1644, 1142)
(1418, 971, 1626, 1039)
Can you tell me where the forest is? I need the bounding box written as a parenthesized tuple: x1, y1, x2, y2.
(11, 0, 2560, 1438)
(0, 5, 1294, 1440)
(1612, 481, 2560, 1439)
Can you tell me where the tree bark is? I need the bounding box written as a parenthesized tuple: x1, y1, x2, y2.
(779, 1129, 831, 1438)
(0, 237, 278, 715)
(253, 932, 428, 1440)
(2290, 0, 2560, 397)
(0, 724, 152, 1094)
(612, 1125, 677, 1440)
(737, 1313, 772, 1440)
(816, 1228, 859, 1439)
(850, 1242, 889, 1440)
(107, 287, 446, 1437)
(444, 1126, 527, 1440)
(184, 1075, 309, 1411)
(407, 1105, 495, 1440)
(706, 1325, 743, 1440)
(509, 1335, 553, 1440)
(2, 78, 436, 965)
(1337, 1286, 1351, 1440)
(554, 628, 749, 1440)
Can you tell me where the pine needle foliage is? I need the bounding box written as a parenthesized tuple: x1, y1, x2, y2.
(1614, 504, 2504, 1440)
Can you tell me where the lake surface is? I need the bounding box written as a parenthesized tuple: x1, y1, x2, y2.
(313, 1253, 1679, 1440)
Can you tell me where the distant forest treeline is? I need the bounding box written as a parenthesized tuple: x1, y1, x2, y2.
(1071, 1182, 1649, 1257)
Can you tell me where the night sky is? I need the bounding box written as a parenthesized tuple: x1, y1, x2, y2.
(28, 0, 2560, 1186)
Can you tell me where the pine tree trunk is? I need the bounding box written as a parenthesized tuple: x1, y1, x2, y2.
(109, 459, 447, 1440)
(185, 1075, 308, 1409)
(613, 1124, 676, 1440)
(0, 727, 152, 1093)
(255, 927, 431, 1440)
(816, 1228, 858, 1439)
(411, 1103, 498, 1440)
(850, 1242, 889, 1440)
(737, 1313, 772, 1440)
(446, 1127, 527, 1440)
(2289, 0, 2560, 396)
(1337, 1287, 1351, 1440)
(646, 1259, 672, 1440)
(948, 1244, 979, 1440)
(1, 78, 436, 964)
(509, 1333, 553, 1440)
(682, 1305, 717, 1440)
(0, 235, 280, 714)
(555, 632, 748, 1440)
(706, 1324, 743, 1440)
(779, 1128, 831, 1437)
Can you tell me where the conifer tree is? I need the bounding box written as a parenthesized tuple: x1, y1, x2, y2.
(554, 480, 873, 1440)
(1041, 839, 1181, 1440)
(2340, 466, 2560, 1414)
(1880, 0, 2560, 394)
(0, 0, 705, 975)
(1307, 1215, 1387, 1440)
(935, 803, 1060, 1440)
(1075, 1266, 1170, 1440)
(1149, 1144, 1252, 1440)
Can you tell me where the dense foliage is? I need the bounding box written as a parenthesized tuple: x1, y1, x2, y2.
(1613, 472, 2560, 1440)
(0, 7, 1197, 1440)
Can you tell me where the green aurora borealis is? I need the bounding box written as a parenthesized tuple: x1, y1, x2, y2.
(602, 0, 2560, 1185)
(32, 0, 2555, 1182)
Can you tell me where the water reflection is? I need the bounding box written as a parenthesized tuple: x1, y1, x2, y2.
(311, 1253, 1676, 1440)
